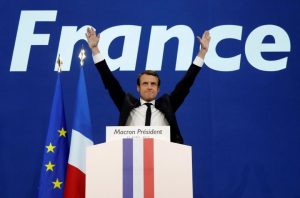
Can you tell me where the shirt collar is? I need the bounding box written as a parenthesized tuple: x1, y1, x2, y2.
(140, 98, 155, 106)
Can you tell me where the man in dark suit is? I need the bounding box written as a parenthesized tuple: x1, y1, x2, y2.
(86, 27, 210, 144)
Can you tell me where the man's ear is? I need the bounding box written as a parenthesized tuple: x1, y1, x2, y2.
(137, 85, 140, 93)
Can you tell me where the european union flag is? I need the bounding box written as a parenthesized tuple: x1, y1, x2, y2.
(38, 73, 69, 198)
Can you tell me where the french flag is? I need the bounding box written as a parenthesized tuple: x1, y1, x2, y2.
(64, 67, 93, 198)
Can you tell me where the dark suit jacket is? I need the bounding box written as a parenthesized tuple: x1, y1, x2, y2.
(95, 60, 202, 144)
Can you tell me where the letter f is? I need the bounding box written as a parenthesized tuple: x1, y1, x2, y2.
(10, 10, 57, 71)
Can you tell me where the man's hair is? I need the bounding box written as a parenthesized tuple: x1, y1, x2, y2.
(137, 70, 160, 87)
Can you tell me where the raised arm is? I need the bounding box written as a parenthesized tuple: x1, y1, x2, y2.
(170, 30, 211, 111)
(86, 27, 126, 111)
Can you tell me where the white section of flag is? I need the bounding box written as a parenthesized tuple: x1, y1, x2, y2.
(68, 129, 93, 173)
(133, 139, 144, 198)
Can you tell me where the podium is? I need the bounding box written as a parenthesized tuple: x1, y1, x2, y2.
(86, 138, 193, 198)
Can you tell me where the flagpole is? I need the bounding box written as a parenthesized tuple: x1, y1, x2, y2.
(78, 46, 86, 67)
(57, 54, 63, 73)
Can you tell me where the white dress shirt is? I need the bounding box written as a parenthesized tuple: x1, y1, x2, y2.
(125, 98, 169, 126)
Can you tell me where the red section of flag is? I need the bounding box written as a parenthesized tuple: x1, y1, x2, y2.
(144, 138, 154, 198)
(64, 164, 85, 198)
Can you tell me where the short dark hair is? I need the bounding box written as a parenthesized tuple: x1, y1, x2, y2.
(137, 70, 160, 87)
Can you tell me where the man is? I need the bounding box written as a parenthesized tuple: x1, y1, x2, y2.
(86, 27, 210, 144)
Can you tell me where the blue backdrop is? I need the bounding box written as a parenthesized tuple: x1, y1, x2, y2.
(1, 0, 300, 197)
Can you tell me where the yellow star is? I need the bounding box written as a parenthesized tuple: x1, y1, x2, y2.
(46, 143, 56, 153)
(58, 127, 67, 137)
(52, 178, 63, 189)
(45, 161, 55, 171)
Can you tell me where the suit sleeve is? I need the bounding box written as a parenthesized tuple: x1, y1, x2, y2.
(95, 60, 125, 112)
(169, 64, 201, 112)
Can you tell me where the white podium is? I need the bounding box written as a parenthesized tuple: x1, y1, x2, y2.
(86, 138, 193, 198)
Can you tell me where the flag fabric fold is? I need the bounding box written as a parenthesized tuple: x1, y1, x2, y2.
(64, 67, 94, 198)
(38, 74, 69, 198)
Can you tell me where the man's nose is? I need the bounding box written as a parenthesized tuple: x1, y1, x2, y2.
(147, 84, 153, 89)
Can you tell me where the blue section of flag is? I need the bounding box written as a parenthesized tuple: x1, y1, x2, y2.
(72, 67, 93, 140)
(38, 74, 69, 198)
(123, 139, 133, 198)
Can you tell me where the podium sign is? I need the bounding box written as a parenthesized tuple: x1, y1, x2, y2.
(106, 126, 170, 142)
(86, 138, 193, 198)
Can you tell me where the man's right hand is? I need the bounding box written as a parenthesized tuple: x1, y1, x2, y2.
(197, 31, 211, 59)
(86, 27, 100, 55)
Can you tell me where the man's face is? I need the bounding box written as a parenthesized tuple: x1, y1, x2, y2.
(137, 74, 160, 102)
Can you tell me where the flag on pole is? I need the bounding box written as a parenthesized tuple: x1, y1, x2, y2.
(38, 73, 69, 198)
(64, 66, 94, 198)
